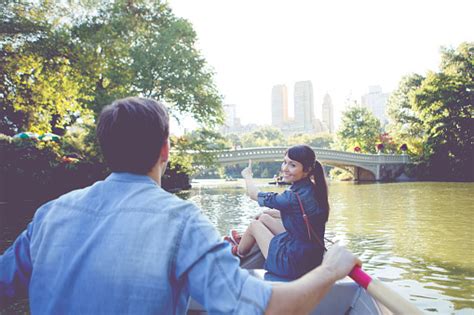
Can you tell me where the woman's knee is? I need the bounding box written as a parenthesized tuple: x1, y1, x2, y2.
(258, 213, 273, 224)
(249, 219, 263, 231)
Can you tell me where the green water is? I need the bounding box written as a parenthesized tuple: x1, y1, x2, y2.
(181, 180, 474, 314)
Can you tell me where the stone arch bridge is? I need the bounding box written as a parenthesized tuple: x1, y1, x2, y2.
(207, 147, 410, 181)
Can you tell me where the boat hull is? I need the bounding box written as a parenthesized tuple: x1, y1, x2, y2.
(187, 245, 391, 314)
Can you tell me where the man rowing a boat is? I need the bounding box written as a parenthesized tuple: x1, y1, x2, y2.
(0, 97, 360, 314)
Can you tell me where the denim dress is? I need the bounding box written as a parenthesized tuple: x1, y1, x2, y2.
(257, 177, 328, 279)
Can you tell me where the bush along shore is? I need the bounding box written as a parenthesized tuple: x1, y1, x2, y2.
(0, 134, 191, 203)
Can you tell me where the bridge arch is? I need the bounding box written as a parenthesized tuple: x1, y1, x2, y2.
(210, 147, 410, 181)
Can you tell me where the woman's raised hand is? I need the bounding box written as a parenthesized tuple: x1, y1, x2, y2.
(241, 159, 253, 179)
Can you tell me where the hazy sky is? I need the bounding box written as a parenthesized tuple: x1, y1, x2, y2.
(168, 0, 473, 128)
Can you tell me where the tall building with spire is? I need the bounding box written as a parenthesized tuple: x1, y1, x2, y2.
(322, 93, 335, 133)
(271, 84, 289, 127)
(294, 80, 314, 131)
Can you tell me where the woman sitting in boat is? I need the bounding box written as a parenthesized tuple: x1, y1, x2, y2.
(228, 144, 329, 280)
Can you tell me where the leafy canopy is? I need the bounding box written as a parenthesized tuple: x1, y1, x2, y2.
(0, 0, 223, 136)
(336, 106, 381, 153)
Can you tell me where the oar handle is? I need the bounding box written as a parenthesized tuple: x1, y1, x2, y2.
(348, 265, 372, 289)
(349, 265, 424, 314)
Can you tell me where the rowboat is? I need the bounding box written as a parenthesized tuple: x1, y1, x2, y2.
(187, 246, 392, 314)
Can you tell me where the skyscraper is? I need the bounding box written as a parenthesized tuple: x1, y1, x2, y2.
(361, 85, 390, 125)
(294, 81, 314, 131)
(322, 93, 335, 133)
(271, 84, 289, 127)
(219, 103, 243, 134)
(223, 104, 237, 128)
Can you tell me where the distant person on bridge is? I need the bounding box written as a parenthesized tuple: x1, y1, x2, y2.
(228, 145, 330, 280)
(0, 98, 359, 314)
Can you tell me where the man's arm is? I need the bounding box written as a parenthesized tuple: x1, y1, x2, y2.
(0, 224, 33, 308)
(265, 244, 360, 315)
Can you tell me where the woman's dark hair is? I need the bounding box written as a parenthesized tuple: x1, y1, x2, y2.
(97, 97, 169, 174)
(287, 144, 330, 213)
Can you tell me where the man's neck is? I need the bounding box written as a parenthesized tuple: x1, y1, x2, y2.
(147, 159, 166, 186)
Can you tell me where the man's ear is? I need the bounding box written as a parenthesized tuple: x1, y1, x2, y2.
(160, 138, 170, 162)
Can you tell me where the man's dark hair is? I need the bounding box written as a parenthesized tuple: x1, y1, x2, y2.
(97, 97, 169, 174)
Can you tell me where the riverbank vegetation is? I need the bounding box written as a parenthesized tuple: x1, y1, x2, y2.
(386, 43, 473, 181)
(0, 1, 225, 199)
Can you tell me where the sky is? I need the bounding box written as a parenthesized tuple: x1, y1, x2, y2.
(168, 0, 473, 129)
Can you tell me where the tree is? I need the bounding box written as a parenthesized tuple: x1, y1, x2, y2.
(73, 0, 223, 127)
(336, 106, 381, 153)
(1, 0, 224, 135)
(413, 42, 474, 181)
(1, 51, 93, 134)
(386, 74, 425, 155)
(170, 128, 230, 175)
(0, 1, 93, 135)
(225, 133, 242, 149)
(287, 133, 334, 148)
(240, 126, 286, 147)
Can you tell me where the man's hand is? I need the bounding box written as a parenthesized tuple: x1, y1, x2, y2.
(241, 159, 253, 179)
(321, 244, 361, 281)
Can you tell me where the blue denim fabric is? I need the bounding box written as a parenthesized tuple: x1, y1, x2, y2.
(1, 173, 271, 314)
(257, 177, 327, 279)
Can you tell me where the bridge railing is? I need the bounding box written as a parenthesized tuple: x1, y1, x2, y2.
(212, 147, 410, 165)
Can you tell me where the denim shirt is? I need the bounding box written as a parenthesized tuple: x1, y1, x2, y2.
(257, 177, 327, 244)
(0, 173, 271, 314)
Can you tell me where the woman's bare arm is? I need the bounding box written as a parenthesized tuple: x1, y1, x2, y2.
(241, 160, 259, 201)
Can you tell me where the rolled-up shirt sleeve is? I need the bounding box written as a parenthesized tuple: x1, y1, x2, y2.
(257, 190, 293, 212)
(176, 206, 272, 314)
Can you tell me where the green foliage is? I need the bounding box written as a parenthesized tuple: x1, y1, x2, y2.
(385, 42, 473, 181)
(1, 51, 93, 134)
(287, 132, 334, 148)
(1, 1, 96, 135)
(1, 0, 223, 135)
(386, 74, 425, 155)
(225, 133, 243, 149)
(328, 167, 353, 181)
(413, 42, 474, 180)
(240, 126, 286, 147)
(0, 134, 108, 202)
(170, 128, 230, 175)
(72, 0, 223, 126)
(336, 106, 381, 153)
(60, 121, 103, 163)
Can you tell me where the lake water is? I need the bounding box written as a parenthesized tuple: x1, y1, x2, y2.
(181, 179, 474, 314)
(1, 180, 473, 314)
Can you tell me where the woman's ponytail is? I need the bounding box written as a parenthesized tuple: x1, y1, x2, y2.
(311, 160, 330, 213)
(286, 144, 330, 215)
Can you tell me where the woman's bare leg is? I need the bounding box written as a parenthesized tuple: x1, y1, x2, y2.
(258, 213, 286, 235)
(238, 220, 274, 258)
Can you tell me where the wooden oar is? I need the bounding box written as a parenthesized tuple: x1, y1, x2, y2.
(349, 265, 423, 314)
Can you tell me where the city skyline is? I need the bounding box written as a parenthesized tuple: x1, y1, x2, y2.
(276, 81, 330, 134)
(168, 0, 473, 130)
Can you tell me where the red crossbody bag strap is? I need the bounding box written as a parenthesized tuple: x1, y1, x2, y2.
(294, 191, 326, 250)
